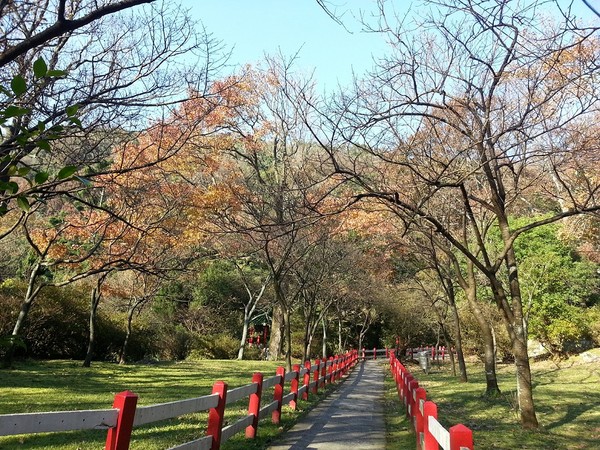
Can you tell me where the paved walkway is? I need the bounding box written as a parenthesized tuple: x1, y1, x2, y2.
(268, 359, 386, 450)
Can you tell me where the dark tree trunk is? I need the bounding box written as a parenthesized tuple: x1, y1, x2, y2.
(283, 306, 292, 371)
(119, 303, 136, 365)
(441, 325, 456, 377)
(321, 318, 327, 359)
(83, 286, 100, 368)
(302, 307, 312, 362)
(490, 261, 539, 429)
(447, 283, 468, 382)
(269, 303, 284, 360)
(466, 286, 500, 395)
(5, 263, 43, 368)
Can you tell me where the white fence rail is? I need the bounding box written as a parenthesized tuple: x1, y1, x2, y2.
(0, 351, 359, 450)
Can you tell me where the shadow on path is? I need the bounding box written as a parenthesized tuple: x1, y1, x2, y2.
(268, 359, 386, 450)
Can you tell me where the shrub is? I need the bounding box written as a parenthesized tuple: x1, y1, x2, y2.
(155, 323, 193, 360)
(187, 333, 240, 360)
(588, 305, 600, 346)
(0, 281, 130, 361)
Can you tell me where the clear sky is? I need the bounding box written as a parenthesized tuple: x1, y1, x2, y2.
(179, 0, 395, 93)
(179, 1, 597, 93)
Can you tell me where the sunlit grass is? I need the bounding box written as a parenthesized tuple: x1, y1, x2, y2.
(383, 367, 414, 450)
(384, 352, 600, 450)
(0, 359, 338, 449)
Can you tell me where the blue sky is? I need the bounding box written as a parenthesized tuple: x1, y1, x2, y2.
(180, 1, 597, 93)
(179, 0, 396, 93)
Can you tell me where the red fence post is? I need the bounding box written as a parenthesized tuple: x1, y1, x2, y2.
(423, 401, 438, 450)
(408, 378, 418, 418)
(289, 364, 300, 410)
(320, 359, 327, 388)
(272, 366, 285, 424)
(327, 356, 334, 383)
(303, 360, 311, 400)
(207, 381, 228, 450)
(312, 359, 320, 394)
(414, 387, 427, 449)
(373, 347, 377, 360)
(245, 373, 263, 439)
(331, 355, 336, 380)
(105, 391, 137, 450)
(403, 374, 412, 415)
(394, 357, 400, 384)
(450, 424, 474, 450)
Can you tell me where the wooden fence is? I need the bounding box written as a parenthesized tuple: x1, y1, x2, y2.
(0, 350, 358, 450)
(362, 346, 452, 363)
(361, 347, 389, 360)
(389, 352, 474, 450)
(406, 346, 451, 362)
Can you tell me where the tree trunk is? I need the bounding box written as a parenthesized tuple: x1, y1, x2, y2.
(337, 317, 343, 354)
(12, 263, 42, 337)
(447, 283, 468, 382)
(322, 318, 327, 359)
(465, 285, 500, 395)
(358, 311, 371, 353)
(302, 308, 312, 362)
(283, 306, 292, 371)
(237, 305, 251, 360)
(83, 286, 100, 367)
(512, 329, 538, 428)
(119, 304, 136, 365)
(5, 263, 43, 367)
(497, 214, 539, 429)
(490, 268, 539, 427)
(492, 277, 539, 428)
(442, 325, 456, 376)
(269, 303, 284, 360)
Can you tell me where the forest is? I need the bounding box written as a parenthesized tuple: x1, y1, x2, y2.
(0, 0, 599, 431)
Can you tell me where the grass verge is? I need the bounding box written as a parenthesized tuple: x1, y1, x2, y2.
(384, 351, 600, 450)
(383, 365, 414, 449)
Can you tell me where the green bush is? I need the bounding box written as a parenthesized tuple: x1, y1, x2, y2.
(588, 305, 600, 346)
(529, 295, 595, 355)
(242, 345, 263, 360)
(154, 323, 193, 360)
(187, 333, 240, 360)
(0, 281, 129, 361)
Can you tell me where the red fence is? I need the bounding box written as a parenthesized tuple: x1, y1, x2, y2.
(361, 346, 452, 363)
(406, 346, 451, 362)
(389, 352, 474, 450)
(0, 351, 358, 450)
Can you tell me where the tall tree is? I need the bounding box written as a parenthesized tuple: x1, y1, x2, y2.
(0, 0, 225, 219)
(305, 0, 600, 428)
(190, 63, 336, 370)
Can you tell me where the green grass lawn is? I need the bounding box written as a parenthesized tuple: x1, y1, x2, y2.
(3, 354, 598, 449)
(384, 351, 600, 450)
(0, 359, 338, 449)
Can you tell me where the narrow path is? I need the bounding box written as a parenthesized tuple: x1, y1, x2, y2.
(268, 359, 386, 450)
